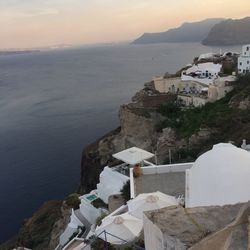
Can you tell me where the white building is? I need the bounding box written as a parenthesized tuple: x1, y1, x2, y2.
(59, 209, 84, 246)
(208, 75, 236, 101)
(185, 143, 250, 208)
(97, 166, 130, 204)
(181, 62, 222, 85)
(238, 44, 250, 74)
(198, 53, 216, 61)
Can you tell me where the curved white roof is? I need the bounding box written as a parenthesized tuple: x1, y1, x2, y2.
(186, 62, 221, 75)
(186, 143, 250, 207)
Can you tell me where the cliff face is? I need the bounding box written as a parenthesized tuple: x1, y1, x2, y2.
(80, 83, 164, 193)
(144, 202, 248, 250)
(80, 75, 250, 193)
(80, 83, 217, 193)
(0, 201, 70, 250)
(202, 17, 250, 45)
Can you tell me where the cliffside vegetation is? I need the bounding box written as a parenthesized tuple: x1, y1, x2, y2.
(65, 193, 81, 210)
(157, 74, 250, 138)
(157, 92, 233, 137)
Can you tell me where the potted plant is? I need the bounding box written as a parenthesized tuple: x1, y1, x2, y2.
(133, 163, 142, 177)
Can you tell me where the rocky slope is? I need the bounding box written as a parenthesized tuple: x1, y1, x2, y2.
(145, 202, 249, 249)
(0, 201, 71, 250)
(202, 17, 250, 45)
(132, 18, 223, 44)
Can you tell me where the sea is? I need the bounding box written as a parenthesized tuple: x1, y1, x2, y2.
(0, 42, 242, 243)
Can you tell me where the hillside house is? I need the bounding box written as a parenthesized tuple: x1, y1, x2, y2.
(238, 44, 250, 74)
(181, 62, 222, 85)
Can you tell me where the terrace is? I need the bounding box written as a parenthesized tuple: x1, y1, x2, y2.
(130, 162, 194, 199)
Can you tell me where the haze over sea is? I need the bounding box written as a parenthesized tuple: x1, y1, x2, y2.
(0, 42, 241, 242)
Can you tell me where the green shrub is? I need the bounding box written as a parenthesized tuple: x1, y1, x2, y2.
(65, 193, 81, 210)
(120, 181, 131, 203)
(95, 213, 107, 226)
(237, 72, 250, 87)
(91, 198, 108, 209)
(156, 92, 236, 137)
(157, 102, 181, 118)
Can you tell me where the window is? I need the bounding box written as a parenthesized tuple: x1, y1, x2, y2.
(247, 61, 249, 64)
(247, 46, 249, 51)
(240, 62, 242, 65)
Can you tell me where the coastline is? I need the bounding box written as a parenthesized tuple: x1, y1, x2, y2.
(1, 43, 248, 248)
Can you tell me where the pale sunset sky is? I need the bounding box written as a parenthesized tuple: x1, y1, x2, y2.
(0, 0, 249, 49)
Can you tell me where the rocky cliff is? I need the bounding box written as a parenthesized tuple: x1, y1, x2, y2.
(0, 201, 70, 250)
(144, 202, 250, 249)
(202, 17, 250, 45)
(80, 77, 250, 193)
(80, 74, 250, 193)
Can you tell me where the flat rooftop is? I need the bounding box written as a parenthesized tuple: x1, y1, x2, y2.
(134, 172, 185, 197)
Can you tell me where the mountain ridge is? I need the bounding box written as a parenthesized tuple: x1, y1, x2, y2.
(132, 18, 224, 44)
(202, 17, 250, 45)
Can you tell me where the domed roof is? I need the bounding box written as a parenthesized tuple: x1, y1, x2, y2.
(186, 143, 250, 207)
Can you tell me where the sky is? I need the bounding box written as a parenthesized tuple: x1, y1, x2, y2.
(0, 0, 249, 49)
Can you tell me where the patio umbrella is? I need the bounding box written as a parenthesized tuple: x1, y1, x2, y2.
(128, 191, 178, 219)
(95, 212, 143, 245)
(112, 147, 154, 165)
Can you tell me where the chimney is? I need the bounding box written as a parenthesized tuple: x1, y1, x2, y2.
(241, 139, 247, 150)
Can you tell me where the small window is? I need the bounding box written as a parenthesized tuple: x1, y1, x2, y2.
(240, 62, 242, 65)
(243, 69, 246, 73)
(239, 69, 241, 72)
(247, 46, 249, 51)
(247, 61, 249, 64)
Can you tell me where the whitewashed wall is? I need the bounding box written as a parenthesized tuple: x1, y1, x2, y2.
(97, 167, 129, 203)
(141, 162, 193, 175)
(79, 199, 101, 224)
(59, 209, 83, 246)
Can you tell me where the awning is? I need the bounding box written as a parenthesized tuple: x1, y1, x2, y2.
(112, 147, 154, 165)
(128, 191, 179, 219)
(95, 212, 142, 245)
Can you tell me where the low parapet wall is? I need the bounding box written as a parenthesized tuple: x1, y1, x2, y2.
(141, 162, 194, 175)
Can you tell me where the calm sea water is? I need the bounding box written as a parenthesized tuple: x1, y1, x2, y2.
(0, 42, 241, 242)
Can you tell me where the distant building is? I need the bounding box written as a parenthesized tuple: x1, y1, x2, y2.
(153, 59, 236, 108)
(208, 75, 235, 101)
(238, 44, 250, 74)
(153, 74, 235, 108)
(181, 62, 221, 85)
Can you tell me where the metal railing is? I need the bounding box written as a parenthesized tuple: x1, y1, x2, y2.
(82, 230, 145, 250)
